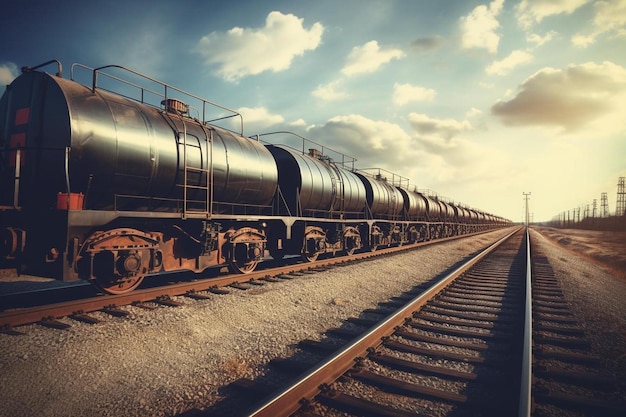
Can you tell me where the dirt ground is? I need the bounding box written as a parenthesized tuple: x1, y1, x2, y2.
(533, 226, 626, 280)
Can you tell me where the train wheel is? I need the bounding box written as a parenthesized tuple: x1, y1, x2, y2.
(228, 242, 262, 274)
(302, 251, 319, 263)
(301, 226, 325, 263)
(224, 228, 265, 274)
(343, 227, 361, 256)
(93, 273, 145, 295)
(229, 258, 259, 274)
(77, 229, 162, 295)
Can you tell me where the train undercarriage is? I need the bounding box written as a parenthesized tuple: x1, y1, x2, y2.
(1, 208, 497, 295)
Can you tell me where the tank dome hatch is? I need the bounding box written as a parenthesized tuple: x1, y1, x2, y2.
(161, 98, 189, 114)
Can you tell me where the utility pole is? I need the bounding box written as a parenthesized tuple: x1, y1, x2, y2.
(523, 192, 531, 226)
(617, 177, 626, 216)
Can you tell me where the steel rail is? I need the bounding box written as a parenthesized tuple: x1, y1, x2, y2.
(248, 226, 522, 417)
(0, 229, 510, 329)
(518, 227, 533, 417)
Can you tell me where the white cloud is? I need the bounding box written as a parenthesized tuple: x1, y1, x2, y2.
(466, 107, 483, 118)
(408, 113, 473, 140)
(411, 134, 512, 188)
(460, 0, 505, 54)
(393, 83, 436, 106)
(236, 106, 284, 132)
(572, 0, 626, 47)
(491, 61, 626, 133)
(196, 11, 324, 82)
(486, 50, 534, 76)
(526, 30, 558, 46)
(312, 80, 349, 101)
(572, 33, 596, 47)
(290, 118, 307, 127)
(309, 114, 413, 168)
(341, 40, 405, 76)
(516, 0, 590, 29)
(593, 0, 626, 32)
(0, 63, 18, 85)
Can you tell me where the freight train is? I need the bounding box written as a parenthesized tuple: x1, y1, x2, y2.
(0, 60, 509, 294)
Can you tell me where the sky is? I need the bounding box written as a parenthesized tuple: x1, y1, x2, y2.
(1, 0, 625, 222)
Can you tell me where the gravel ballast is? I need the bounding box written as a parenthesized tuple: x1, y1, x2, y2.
(1, 227, 624, 417)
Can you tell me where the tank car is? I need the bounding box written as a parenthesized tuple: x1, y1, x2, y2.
(1, 59, 511, 294)
(264, 143, 368, 261)
(0, 60, 278, 293)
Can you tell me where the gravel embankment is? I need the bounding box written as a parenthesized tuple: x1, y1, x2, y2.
(2, 226, 623, 417)
(529, 229, 626, 386)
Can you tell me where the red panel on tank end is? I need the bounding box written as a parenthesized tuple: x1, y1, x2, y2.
(14, 107, 30, 125)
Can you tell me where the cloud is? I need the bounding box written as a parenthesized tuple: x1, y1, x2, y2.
(526, 30, 558, 46)
(572, 0, 626, 47)
(312, 79, 349, 101)
(307, 113, 512, 212)
(309, 114, 413, 168)
(491, 61, 626, 132)
(572, 33, 597, 47)
(196, 11, 324, 82)
(460, 0, 505, 54)
(341, 40, 405, 76)
(236, 106, 285, 133)
(486, 50, 534, 76)
(466, 107, 483, 118)
(408, 113, 473, 140)
(0, 62, 19, 85)
(393, 83, 436, 106)
(516, 0, 590, 29)
(592, 0, 626, 33)
(410, 36, 445, 52)
(290, 118, 307, 127)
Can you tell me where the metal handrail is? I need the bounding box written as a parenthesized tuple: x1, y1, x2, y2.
(70, 63, 244, 135)
(254, 131, 358, 169)
(3, 147, 72, 209)
(21, 59, 63, 77)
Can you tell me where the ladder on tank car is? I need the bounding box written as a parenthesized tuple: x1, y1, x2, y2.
(165, 110, 212, 218)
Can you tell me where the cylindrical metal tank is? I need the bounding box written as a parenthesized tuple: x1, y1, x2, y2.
(420, 194, 440, 221)
(355, 173, 403, 217)
(397, 188, 428, 220)
(436, 200, 455, 221)
(452, 204, 471, 222)
(0, 69, 278, 209)
(266, 145, 366, 215)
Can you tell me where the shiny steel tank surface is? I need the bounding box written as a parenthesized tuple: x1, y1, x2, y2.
(266, 145, 366, 215)
(421, 194, 441, 220)
(452, 204, 470, 222)
(434, 199, 455, 221)
(355, 173, 403, 217)
(397, 187, 428, 219)
(0, 69, 277, 209)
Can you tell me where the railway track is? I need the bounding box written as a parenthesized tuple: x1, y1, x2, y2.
(220, 227, 624, 417)
(0, 231, 491, 332)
